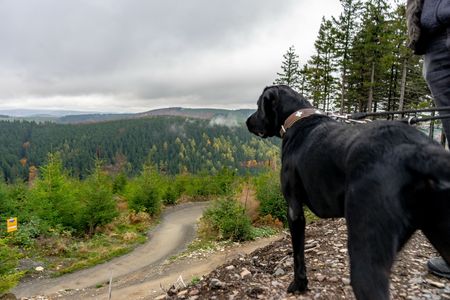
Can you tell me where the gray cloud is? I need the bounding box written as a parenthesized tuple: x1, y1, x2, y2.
(0, 0, 341, 112)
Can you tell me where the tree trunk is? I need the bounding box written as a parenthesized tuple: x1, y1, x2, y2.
(340, 72, 347, 114)
(367, 62, 375, 113)
(398, 58, 408, 111)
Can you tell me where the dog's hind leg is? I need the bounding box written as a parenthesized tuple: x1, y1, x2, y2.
(419, 190, 450, 264)
(286, 200, 308, 293)
(345, 182, 411, 300)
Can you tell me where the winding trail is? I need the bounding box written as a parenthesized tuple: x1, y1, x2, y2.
(13, 202, 209, 298)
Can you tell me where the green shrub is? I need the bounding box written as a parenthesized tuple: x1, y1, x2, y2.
(0, 182, 31, 225)
(112, 171, 128, 194)
(175, 168, 237, 199)
(254, 171, 287, 225)
(0, 239, 23, 293)
(125, 163, 162, 215)
(162, 181, 179, 205)
(78, 162, 118, 235)
(202, 198, 252, 241)
(7, 217, 44, 247)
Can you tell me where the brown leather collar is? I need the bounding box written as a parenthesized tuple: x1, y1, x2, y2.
(280, 108, 323, 138)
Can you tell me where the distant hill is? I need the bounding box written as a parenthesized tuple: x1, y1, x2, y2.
(57, 113, 134, 124)
(0, 109, 98, 117)
(58, 107, 255, 124)
(0, 107, 256, 125)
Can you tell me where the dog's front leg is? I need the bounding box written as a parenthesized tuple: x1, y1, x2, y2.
(286, 200, 308, 293)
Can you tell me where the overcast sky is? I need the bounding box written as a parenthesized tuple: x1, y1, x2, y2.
(0, 0, 342, 113)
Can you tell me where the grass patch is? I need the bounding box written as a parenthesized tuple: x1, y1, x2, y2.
(249, 226, 279, 239)
(24, 210, 156, 277)
(53, 247, 131, 276)
(0, 271, 26, 294)
(190, 276, 201, 285)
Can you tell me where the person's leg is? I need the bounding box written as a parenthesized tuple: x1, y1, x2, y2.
(423, 28, 450, 139)
(423, 28, 450, 278)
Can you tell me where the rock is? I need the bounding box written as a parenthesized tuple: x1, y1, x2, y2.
(271, 280, 283, 288)
(35, 266, 45, 272)
(342, 278, 351, 285)
(178, 289, 188, 296)
(0, 293, 17, 300)
(273, 267, 285, 276)
(316, 274, 326, 282)
(209, 278, 226, 289)
(225, 265, 235, 271)
(328, 276, 339, 282)
(188, 289, 200, 296)
(409, 277, 423, 284)
(425, 279, 445, 288)
(283, 258, 294, 267)
(241, 268, 252, 279)
(188, 296, 199, 300)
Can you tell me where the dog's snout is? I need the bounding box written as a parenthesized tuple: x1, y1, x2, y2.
(246, 114, 255, 129)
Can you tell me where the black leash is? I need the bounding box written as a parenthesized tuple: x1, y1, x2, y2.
(350, 107, 450, 120)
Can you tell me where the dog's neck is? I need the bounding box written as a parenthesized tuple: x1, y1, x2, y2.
(280, 108, 323, 138)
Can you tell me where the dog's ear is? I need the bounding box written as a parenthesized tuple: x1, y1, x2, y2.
(257, 86, 280, 136)
(260, 86, 279, 121)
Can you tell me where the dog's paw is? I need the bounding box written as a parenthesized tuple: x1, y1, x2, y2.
(287, 278, 308, 293)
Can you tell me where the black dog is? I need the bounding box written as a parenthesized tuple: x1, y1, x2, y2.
(246, 85, 450, 300)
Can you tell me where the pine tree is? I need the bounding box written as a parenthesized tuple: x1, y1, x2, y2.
(273, 46, 302, 91)
(308, 18, 338, 110)
(332, 0, 362, 113)
(79, 160, 118, 235)
(346, 0, 390, 112)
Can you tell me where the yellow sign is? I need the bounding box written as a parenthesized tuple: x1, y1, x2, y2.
(7, 217, 17, 233)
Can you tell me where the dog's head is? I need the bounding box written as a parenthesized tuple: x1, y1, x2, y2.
(246, 85, 313, 138)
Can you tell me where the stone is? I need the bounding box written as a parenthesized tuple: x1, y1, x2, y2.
(210, 278, 226, 289)
(328, 276, 339, 282)
(0, 293, 17, 300)
(316, 274, 326, 282)
(188, 289, 200, 296)
(35, 266, 44, 272)
(271, 280, 283, 288)
(241, 268, 252, 279)
(342, 278, 351, 285)
(273, 267, 285, 276)
(225, 265, 235, 271)
(425, 279, 445, 288)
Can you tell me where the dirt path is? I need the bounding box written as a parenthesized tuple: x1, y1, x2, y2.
(13, 202, 209, 299)
(57, 235, 281, 300)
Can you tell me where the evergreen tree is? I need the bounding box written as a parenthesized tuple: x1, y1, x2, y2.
(308, 18, 338, 110)
(332, 0, 362, 113)
(346, 0, 390, 112)
(30, 152, 80, 230)
(79, 160, 118, 235)
(273, 46, 302, 91)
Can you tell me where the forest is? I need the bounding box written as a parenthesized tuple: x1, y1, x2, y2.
(0, 116, 279, 183)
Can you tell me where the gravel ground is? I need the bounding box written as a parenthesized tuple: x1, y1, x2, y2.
(162, 219, 450, 300)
